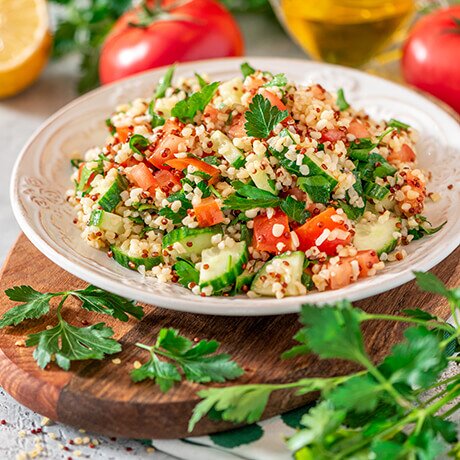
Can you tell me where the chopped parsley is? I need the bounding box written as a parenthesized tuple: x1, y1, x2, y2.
(336, 88, 350, 111)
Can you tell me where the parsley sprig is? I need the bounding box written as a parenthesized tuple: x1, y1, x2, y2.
(131, 328, 244, 392)
(244, 94, 289, 138)
(1, 285, 143, 370)
(189, 272, 460, 459)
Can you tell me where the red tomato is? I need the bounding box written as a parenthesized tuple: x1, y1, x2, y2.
(321, 129, 347, 143)
(402, 6, 460, 113)
(252, 209, 293, 254)
(354, 250, 379, 278)
(388, 144, 416, 164)
(126, 163, 158, 193)
(99, 0, 244, 85)
(348, 120, 370, 139)
(295, 208, 351, 255)
(166, 157, 220, 184)
(154, 169, 181, 195)
(194, 197, 224, 227)
(228, 113, 246, 139)
(329, 260, 353, 290)
(116, 126, 132, 143)
(147, 133, 184, 169)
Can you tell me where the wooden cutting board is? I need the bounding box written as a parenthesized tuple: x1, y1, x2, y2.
(0, 234, 458, 439)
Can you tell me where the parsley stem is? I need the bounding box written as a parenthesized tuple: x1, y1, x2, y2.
(135, 342, 153, 352)
(440, 328, 460, 348)
(55, 294, 69, 322)
(441, 401, 460, 419)
(362, 313, 452, 332)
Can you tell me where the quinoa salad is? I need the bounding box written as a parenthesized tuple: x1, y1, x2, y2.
(67, 63, 443, 299)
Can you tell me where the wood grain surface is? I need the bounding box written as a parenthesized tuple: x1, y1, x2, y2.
(0, 234, 458, 439)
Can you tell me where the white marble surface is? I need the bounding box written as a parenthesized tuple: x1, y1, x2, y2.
(0, 12, 303, 460)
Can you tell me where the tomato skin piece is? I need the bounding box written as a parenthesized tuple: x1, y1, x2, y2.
(126, 163, 158, 193)
(388, 144, 416, 164)
(148, 134, 184, 169)
(348, 120, 370, 139)
(99, 0, 244, 85)
(166, 158, 220, 184)
(252, 209, 293, 254)
(402, 6, 460, 113)
(295, 208, 351, 255)
(194, 197, 224, 227)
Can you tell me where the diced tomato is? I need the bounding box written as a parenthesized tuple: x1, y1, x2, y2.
(153, 169, 182, 195)
(148, 134, 184, 169)
(252, 209, 293, 254)
(166, 157, 220, 184)
(388, 143, 416, 164)
(228, 113, 246, 139)
(321, 129, 347, 143)
(126, 163, 158, 194)
(295, 208, 351, 255)
(194, 197, 225, 227)
(354, 250, 379, 278)
(262, 90, 287, 111)
(116, 126, 132, 143)
(348, 120, 370, 139)
(162, 118, 184, 135)
(329, 259, 353, 290)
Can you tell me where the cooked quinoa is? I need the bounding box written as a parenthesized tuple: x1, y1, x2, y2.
(67, 63, 442, 299)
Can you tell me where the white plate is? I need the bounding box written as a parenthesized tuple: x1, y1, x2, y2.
(10, 57, 460, 316)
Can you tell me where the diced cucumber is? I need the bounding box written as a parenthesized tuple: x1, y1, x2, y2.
(89, 209, 125, 234)
(251, 251, 305, 297)
(76, 164, 101, 192)
(98, 173, 128, 212)
(218, 77, 243, 106)
(211, 131, 244, 166)
(162, 226, 222, 257)
(111, 245, 162, 271)
(233, 269, 256, 294)
(353, 215, 400, 255)
(364, 182, 390, 201)
(198, 241, 248, 292)
(250, 169, 278, 194)
(154, 97, 177, 119)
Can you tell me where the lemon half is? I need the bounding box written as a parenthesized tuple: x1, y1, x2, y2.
(0, 0, 52, 99)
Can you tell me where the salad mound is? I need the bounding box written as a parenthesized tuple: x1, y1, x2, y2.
(67, 63, 442, 298)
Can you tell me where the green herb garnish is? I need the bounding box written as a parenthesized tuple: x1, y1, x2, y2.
(172, 82, 220, 122)
(244, 94, 289, 138)
(336, 88, 350, 111)
(263, 73, 287, 88)
(132, 328, 243, 392)
(241, 62, 256, 78)
(280, 195, 310, 224)
(388, 118, 411, 131)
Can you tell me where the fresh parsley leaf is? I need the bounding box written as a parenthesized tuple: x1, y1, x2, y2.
(414, 272, 452, 299)
(190, 385, 274, 431)
(241, 62, 256, 78)
(70, 158, 84, 169)
(171, 82, 220, 122)
(408, 220, 446, 241)
(348, 138, 377, 160)
(195, 72, 207, 89)
(379, 327, 447, 389)
(280, 195, 310, 224)
(150, 111, 165, 129)
(70, 285, 144, 321)
(337, 200, 364, 221)
(296, 301, 368, 364)
(174, 259, 200, 288)
(244, 94, 288, 138)
(202, 156, 220, 166)
(263, 73, 287, 88)
(132, 328, 243, 392)
(297, 176, 331, 204)
(240, 225, 252, 246)
(223, 184, 281, 211)
(129, 134, 149, 156)
(26, 321, 121, 371)
(388, 118, 411, 131)
(336, 88, 350, 111)
(105, 118, 116, 135)
(328, 375, 385, 414)
(0, 286, 56, 328)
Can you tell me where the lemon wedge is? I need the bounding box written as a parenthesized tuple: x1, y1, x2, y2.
(0, 0, 52, 99)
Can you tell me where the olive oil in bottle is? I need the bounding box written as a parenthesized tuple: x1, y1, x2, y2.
(279, 0, 414, 67)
